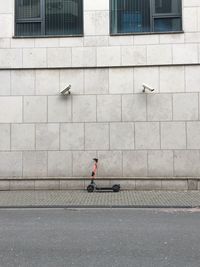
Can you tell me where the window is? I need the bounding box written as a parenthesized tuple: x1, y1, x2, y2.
(110, 0, 182, 34)
(15, 0, 83, 37)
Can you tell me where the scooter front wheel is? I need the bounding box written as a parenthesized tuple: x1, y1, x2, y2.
(87, 184, 95, 193)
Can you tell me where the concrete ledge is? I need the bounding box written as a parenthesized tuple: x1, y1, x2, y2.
(0, 177, 200, 191)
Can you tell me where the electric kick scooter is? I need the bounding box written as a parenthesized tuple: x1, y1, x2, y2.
(87, 158, 120, 193)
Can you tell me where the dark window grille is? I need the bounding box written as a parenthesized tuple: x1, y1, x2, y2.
(15, 0, 83, 36)
(110, 0, 182, 34)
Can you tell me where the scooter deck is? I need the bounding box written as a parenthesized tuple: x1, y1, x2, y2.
(95, 187, 114, 191)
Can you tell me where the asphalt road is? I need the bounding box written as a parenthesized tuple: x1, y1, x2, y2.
(0, 208, 200, 267)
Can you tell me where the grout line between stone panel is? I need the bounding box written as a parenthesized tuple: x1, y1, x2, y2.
(83, 123, 85, 151)
(159, 122, 161, 149)
(108, 123, 110, 151)
(34, 123, 36, 150)
(120, 94, 122, 122)
(184, 66, 186, 92)
(198, 93, 200, 120)
(158, 66, 160, 92)
(46, 96, 48, 122)
(185, 122, 188, 149)
(9, 123, 11, 151)
(22, 96, 24, 123)
(172, 94, 174, 120)
(172, 150, 175, 177)
(147, 150, 149, 177)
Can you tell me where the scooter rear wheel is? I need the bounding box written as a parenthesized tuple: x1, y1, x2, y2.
(87, 184, 95, 193)
(112, 184, 120, 192)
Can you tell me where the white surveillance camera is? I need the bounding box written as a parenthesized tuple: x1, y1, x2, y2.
(60, 84, 71, 95)
(142, 83, 155, 93)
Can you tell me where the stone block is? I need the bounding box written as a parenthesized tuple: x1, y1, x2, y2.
(161, 122, 186, 149)
(0, 97, 22, 123)
(148, 150, 173, 177)
(97, 151, 122, 177)
(113, 180, 135, 190)
(122, 94, 146, 121)
(187, 122, 200, 149)
(36, 124, 59, 150)
(197, 181, 200, 190)
(135, 122, 160, 149)
(0, 152, 22, 177)
(173, 93, 198, 120)
(60, 180, 84, 190)
(11, 39, 35, 48)
(161, 180, 188, 190)
(159, 34, 184, 44)
(0, 15, 12, 37)
(35, 38, 59, 47)
(48, 151, 72, 177)
(184, 0, 200, 6)
(109, 36, 133, 46)
(73, 151, 97, 177)
(147, 45, 172, 65)
(160, 66, 185, 93)
(47, 48, 71, 67)
(0, 0, 13, 13)
(11, 70, 35, 95)
(84, 11, 109, 36)
(11, 124, 35, 151)
(97, 95, 121, 122)
(184, 32, 200, 43)
(10, 181, 35, 190)
(0, 124, 10, 150)
(23, 151, 47, 177)
(36, 70, 59, 95)
(24, 96, 47, 123)
(84, 0, 108, 10)
(0, 181, 9, 191)
(60, 123, 84, 150)
(188, 180, 198, 190)
(72, 95, 96, 122)
(172, 44, 198, 64)
(0, 70, 10, 95)
(136, 180, 162, 190)
(84, 36, 108, 47)
(110, 123, 134, 150)
(121, 46, 146, 66)
(35, 180, 60, 190)
(84, 69, 109, 94)
(48, 96, 71, 123)
(60, 69, 84, 95)
(72, 47, 96, 67)
(97, 47, 120, 66)
(183, 8, 198, 32)
(147, 94, 172, 121)
(85, 123, 109, 150)
(23, 48, 47, 68)
(174, 150, 200, 177)
(0, 38, 10, 49)
(0, 49, 23, 68)
(185, 66, 200, 92)
(134, 35, 159, 45)
(134, 67, 159, 93)
(123, 151, 147, 177)
(109, 68, 133, 94)
(60, 37, 83, 47)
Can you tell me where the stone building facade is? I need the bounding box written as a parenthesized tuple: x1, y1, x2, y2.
(0, 0, 200, 190)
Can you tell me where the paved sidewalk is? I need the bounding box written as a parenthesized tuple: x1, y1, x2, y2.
(0, 190, 200, 208)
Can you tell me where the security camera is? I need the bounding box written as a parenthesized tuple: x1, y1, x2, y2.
(60, 84, 71, 95)
(142, 83, 155, 93)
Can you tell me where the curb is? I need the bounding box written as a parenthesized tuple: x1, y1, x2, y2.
(0, 205, 199, 209)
